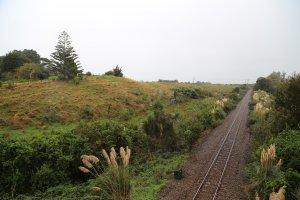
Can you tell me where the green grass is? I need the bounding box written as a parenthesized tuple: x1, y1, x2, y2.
(131, 152, 187, 200)
(0, 123, 77, 140)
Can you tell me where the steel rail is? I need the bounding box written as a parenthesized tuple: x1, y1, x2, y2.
(191, 97, 246, 200)
(212, 117, 242, 200)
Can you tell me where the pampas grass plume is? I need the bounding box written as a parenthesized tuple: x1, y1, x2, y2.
(102, 149, 111, 165)
(92, 187, 101, 193)
(110, 150, 118, 168)
(79, 166, 90, 173)
(120, 147, 126, 159)
(89, 155, 100, 164)
(269, 186, 286, 200)
(111, 147, 117, 158)
(255, 192, 260, 200)
(82, 158, 93, 168)
(126, 146, 131, 160)
(80, 154, 89, 160)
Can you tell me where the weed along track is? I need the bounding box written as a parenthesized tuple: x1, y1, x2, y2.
(157, 91, 252, 200)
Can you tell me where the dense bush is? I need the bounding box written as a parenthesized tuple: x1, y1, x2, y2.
(232, 87, 240, 93)
(143, 100, 178, 150)
(222, 99, 236, 113)
(81, 106, 94, 119)
(38, 109, 60, 124)
(173, 88, 206, 99)
(0, 132, 92, 197)
(104, 65, 123, 77)
(270, 130, 300, 172)
(5, 80, 15, 89)
(86, 71, 92, 76)
(253, 77, 274, 93)
(180, 111, 214, 148)
(248, 111, 273, 148)
(0, 50, 30, 72)
(254, 72, 283, 94)
(71, 76, 82, 85)
(17, 63, 48, 80)
(74, 119, 143, 150)
(274, 74, 300, 131)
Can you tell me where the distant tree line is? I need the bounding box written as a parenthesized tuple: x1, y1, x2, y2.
(253, 71, 285, 94)
(158, 79, 178, 83)
(0, 31, 124, 83)
(0, 49, 49, 81)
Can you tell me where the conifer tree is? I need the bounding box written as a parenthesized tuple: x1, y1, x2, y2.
(50, 31, 82, 80)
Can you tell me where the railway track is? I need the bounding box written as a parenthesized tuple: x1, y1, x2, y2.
(190, 92, 249, 200)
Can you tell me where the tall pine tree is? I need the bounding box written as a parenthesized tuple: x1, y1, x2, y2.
(50, 31, 82, 80)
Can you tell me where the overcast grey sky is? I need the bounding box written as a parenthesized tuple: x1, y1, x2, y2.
(0, 0, 299, 83)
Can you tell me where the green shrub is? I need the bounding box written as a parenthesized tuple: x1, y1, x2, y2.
(213, 108, 226, 120)
(270, 130, 300, 172)
(228, 92, 239, 101)
(174, 88, 206, 99)
(249, 112, 273, 148)
(39, 109, 60, 123)
(33, 164, 57, 191)
(71, 76, 81, 85)
(5, 80, 14, 89)
(0, 132, 92, 197)
(180, 118, 204, 140)
(143, 100, 177, 150)
(232, 87, 240, 93)
(223, 99, 235, 113)
(86, 71, 92, 76)
(284, 169, 300, 200)
(104, 65, 123, 77)
(16, 63, 44, 80)
(178, 110, 215, 148)
(81, 106, 94, 119)
(74, 119, 140, 150)
(274, 73, 300, 130)
(248, 101, 256, 111)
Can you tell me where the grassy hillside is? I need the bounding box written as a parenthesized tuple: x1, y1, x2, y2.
(0, 76, 236, 133)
